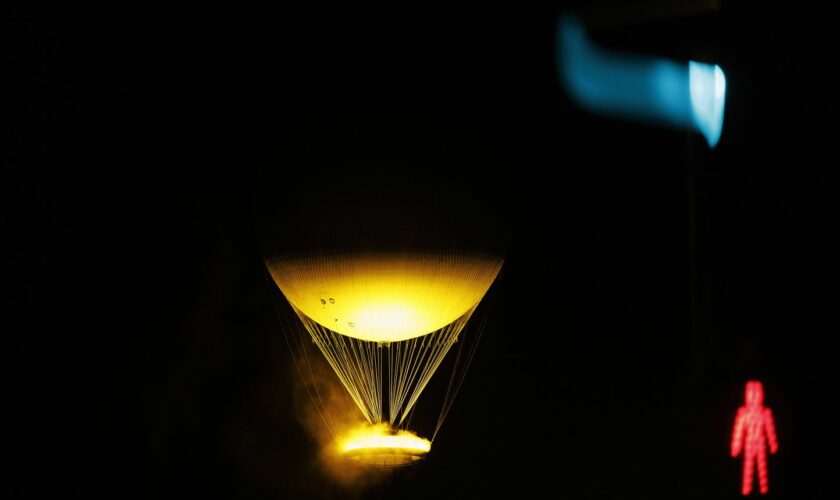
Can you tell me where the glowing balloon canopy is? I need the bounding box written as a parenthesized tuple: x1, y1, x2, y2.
(267, 253, 501, 342)
(267, 250, 503, 465)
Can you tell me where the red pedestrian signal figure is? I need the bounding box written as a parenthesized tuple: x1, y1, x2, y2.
(731, 381, 778, 495)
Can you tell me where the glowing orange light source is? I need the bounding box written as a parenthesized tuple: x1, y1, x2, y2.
(337, 423, 431, 467)
(731, 381, 778, 495)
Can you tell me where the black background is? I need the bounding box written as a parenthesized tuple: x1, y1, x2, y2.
(2, 2, 834, 498)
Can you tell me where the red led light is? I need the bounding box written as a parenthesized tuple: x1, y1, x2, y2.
(731, 381, 778, 495)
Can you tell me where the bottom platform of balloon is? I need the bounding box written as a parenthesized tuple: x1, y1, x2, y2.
(337, 423, 431, 467)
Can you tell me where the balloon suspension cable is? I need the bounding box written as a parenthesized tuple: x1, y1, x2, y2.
(266, 274, 338, 438)
(300, 308, 470, 426)
(432, 280, 499, 442)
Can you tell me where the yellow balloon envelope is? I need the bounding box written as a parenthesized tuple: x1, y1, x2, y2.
(267, 252, 503, 342)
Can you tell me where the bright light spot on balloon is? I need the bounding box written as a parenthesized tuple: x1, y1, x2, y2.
(338, 423, 431, 467)
(354, 303, 419, 336)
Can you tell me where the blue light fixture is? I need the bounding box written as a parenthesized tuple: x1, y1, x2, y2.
(557, 16, 726, 148)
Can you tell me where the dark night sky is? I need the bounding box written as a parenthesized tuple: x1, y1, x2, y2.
(2, 3, 835, 499)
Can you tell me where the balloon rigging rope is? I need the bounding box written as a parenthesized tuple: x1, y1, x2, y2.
(267, 275, 337, 438)
(432, 280, 499, 442)
(300, 309, 468, 427)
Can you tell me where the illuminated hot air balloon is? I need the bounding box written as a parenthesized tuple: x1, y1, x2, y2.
(258, 126, 508, 467)
(266, 250, 503, 466)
